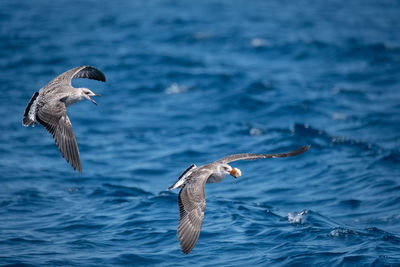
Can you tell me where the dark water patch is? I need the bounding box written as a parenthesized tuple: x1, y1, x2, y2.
(6, 237, 49, 245)
(102, 183, 152, 197)
(155, 54, 205, 68)
(103, 198, 129, 205)
(376, 149, 400, 165)
(224, 95, 267, 112)
(263, 187, 295, 194)
(60, 223, 106, 232)
(165, 31, 221, 44)
(376, 196, 400, 209)
(0, 200, 12, 208)
(1, 264, 39, 267)
(165, 148, 207, 160)
(64, 187, 83, 194)
(339, 199, 362, 209)
(3, 189, 60, 213)
(339, 255, 376, 266)
(90, 184, 152, 198)
(244, 80, 275, 94)
(341, 40, 400, 61)
(333, 86, 369, 100)
(132, 168, 169, 176)
(292, 123, 379, 152)
(111, 253, 163, 265)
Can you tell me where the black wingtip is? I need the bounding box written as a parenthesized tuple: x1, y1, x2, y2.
(65, 157, 82, 173)
(293, 145, 311, 155)
(86, 65, 106, 82)
(22, 117, 35, 127)
(74, 66, 106, 82)
(273, 145, 310, 159)
(72, 157, 82, 173)
(181, 248, 191, 254)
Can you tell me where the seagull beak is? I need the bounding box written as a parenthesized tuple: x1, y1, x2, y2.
(85, 93, 100, 105)
(88, 96, 97, 105)
(230, 168, 241, 178)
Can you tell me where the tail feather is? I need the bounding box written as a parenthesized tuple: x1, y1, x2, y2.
(23, 92, 39, 126)
(168, 164, 197, 190)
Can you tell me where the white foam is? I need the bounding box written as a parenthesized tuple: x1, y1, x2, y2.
(165, 83, 188, 94)
(288, 210, 308, 224)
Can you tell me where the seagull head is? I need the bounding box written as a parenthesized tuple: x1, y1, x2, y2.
(81, 88, 101, 105)
(220, 164, 242, 179)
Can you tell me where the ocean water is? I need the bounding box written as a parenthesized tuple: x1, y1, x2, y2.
(0, 0, 399, 265)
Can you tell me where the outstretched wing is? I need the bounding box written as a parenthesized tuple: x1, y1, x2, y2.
(36, 100, 82, 172)
(45, 66, 106, 89)
(176, 168, 213, 254)
(216, 145, 310, 164)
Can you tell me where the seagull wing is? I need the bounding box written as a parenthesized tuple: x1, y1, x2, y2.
(48, 65, 106, 87)
(67, 65, 106, 84)
(177, 168, 213, 254)
(39, 66, 106, 97)
(36, 100, 82, 172)
(216, 145, 310, 164)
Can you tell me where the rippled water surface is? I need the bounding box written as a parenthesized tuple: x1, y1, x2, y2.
(1, 0, 400, 266)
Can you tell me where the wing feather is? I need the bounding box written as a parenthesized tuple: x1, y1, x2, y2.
(176, 170, 211, 254)
(71, 66, 106, 82)
(216, 145, 310, 164)
(43, 66, 106, 91)
(36, 101, 82, 172)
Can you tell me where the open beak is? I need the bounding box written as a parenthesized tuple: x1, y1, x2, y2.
(88, 97, 98, 105)
(230, 168, 242, 178)
(88, 94, 100, 105)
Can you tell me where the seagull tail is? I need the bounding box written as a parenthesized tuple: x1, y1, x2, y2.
(167, 164, 197, 190)
(167, 184, 176, 190)
(23, 92, 39, 126)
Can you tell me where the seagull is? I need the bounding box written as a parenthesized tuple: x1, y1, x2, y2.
(22, 66, 106, 173)
(168, 145, 310, 254)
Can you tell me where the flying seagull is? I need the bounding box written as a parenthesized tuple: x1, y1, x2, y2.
(22, 66, 106, 173)
(168, 145, 310, 254)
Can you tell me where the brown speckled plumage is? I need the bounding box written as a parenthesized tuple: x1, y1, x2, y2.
(168, 145, 310, 254)
(22, 66, 106, 172)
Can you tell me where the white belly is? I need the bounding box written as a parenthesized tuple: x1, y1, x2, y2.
(63, 95, 83, 107)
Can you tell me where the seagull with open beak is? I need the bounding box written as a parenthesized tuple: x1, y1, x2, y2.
(168, 145, 310, 254)
(22, 65, 106, 172)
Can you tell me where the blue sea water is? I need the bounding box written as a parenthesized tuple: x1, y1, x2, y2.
(0, 0, 400, 265)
